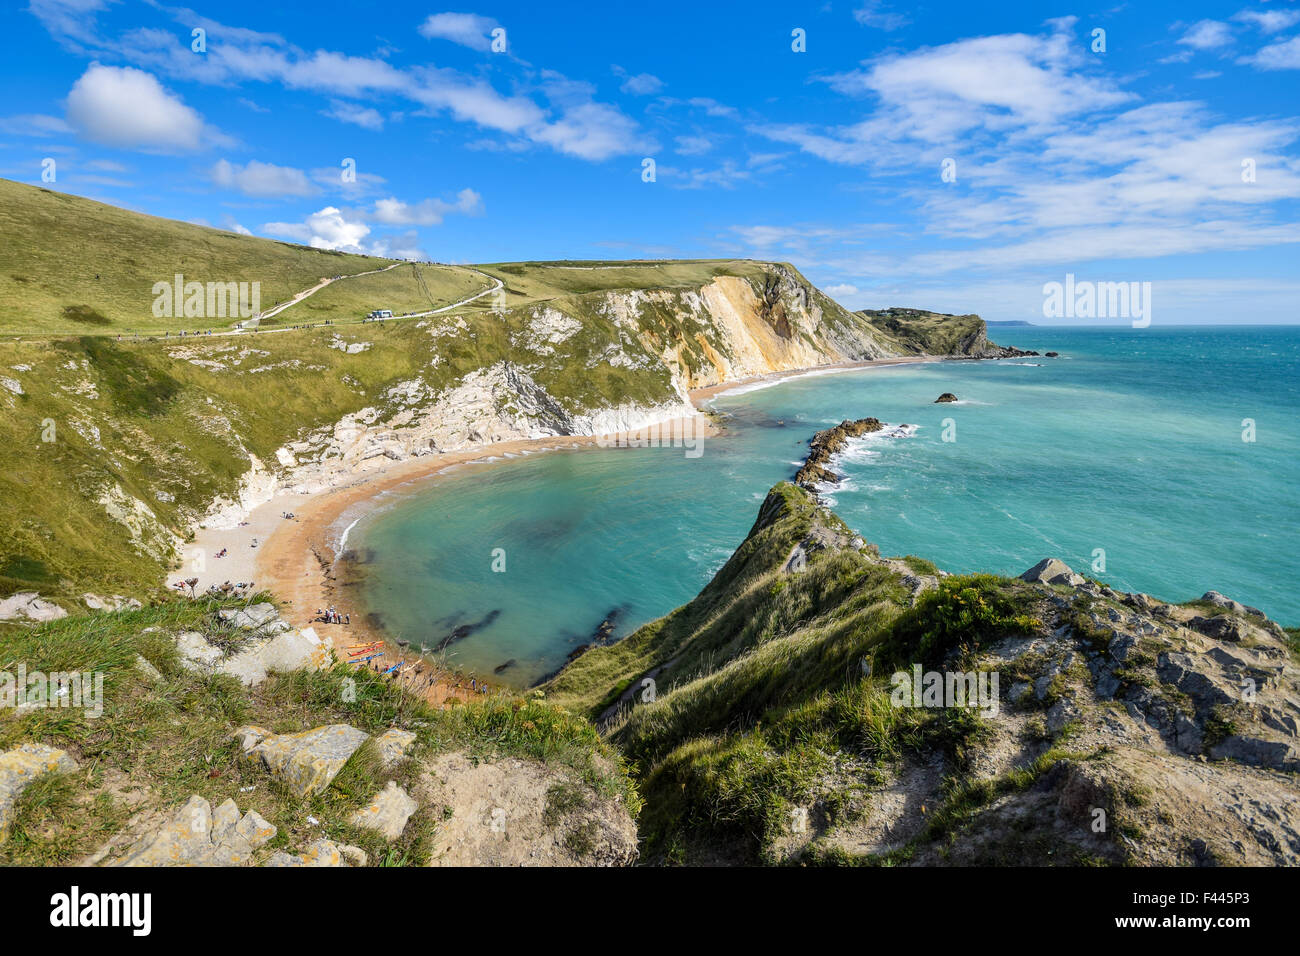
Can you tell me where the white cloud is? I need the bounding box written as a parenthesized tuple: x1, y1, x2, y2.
(371, 189, 483, 226)
(263, 206, 371, 252)
(211, 159, 317, 198)
(1233, 8, 1300, 33)
(853, 2, 909, 31)
(824, 283, 860, 297)
(613, 66, 663, 95)
(531, 101, 656, 161)
(1177, 20, 1235, 50)
(1241, 35, 1300, 69)
(0, 113, 73, 137)
(674, 134, 713, 155)
(65, 64, 215, 151)
(323, 100, 384, 130)
(417, 13, 500, 51)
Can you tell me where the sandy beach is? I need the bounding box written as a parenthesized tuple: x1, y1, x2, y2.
(170, 355, 940, 704)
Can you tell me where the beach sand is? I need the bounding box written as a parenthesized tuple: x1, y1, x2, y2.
(169, 355, 939, 705)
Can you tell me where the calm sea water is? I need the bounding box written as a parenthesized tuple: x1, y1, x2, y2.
(348, 327, 1300, 686)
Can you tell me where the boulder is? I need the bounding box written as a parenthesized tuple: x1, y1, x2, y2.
(218, 627, 330, 686)
(1020, 558, 1085, 588)
(0, 592, 66, 622)
(175, 631, 223, 672)
(1187, 615, 1248, 643)
(934, 392, 958, 403)
(350, 781, 418, 840)
(236, 724, 370, 797)
(0, 743, 78, 838)
(218, 603, 280, 630)
(375, 728, 417, 766)
(110, 795, 276, 866)
(265, 839, 355, 867)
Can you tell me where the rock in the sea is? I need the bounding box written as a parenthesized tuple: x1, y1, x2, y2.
(109, 795, 276, 866)
(794, 418, 883, 490)
(1045, 351, 1059, 357)
(235, 724, 370, 797)
(934, 392, 958, 403)
(350, 781, 418, 840)
(1020, 558, 1085, 588)
(0, 743, 78, 839)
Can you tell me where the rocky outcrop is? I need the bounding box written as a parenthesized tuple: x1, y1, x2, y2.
(235, 724, 370, 797)
(350, 781, 418, 840)
(107, 796, 276, 866)
(934, 393, 958, 403)
(266, 839, 366, 867)
(0, 744, 77, 838)
(174, 605, 331, 687)
(1021, 557, 1086, 588)
(0, 592, 67, 623)
(794, 418, 884, 489)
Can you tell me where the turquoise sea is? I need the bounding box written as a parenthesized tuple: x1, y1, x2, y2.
(346, 326, 1300, 686)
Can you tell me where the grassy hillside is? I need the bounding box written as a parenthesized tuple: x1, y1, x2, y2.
(545, 482, 1300, 866)
(271, 262, 494, 326)
(0, 178, 404, 335)
(857, 307, 987, 356)
(475, 259, 770, 310)
(0, 595, 634, 866)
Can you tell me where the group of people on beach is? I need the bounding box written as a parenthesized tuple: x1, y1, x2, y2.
(316, 605, 349, 625)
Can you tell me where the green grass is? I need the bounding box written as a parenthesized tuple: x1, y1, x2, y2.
(270, 262, 493, 325)
(0, 178, 397, 335)
(540, 482, 1053, 863)
(0, 596, 633, 866)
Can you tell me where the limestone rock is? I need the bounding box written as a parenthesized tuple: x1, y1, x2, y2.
(350, 781, 418, 840)
(0, 743, 78, 838)
(175, 631, 223, 671)
(375, 728, 417, 766)
(0, 592, 67, 622)
(1021, 558, 1085, 588)
(109, 795, 276, 866)
(218, 626, 330, 686)
(236, 724, 370, 797)
(218, 603, 279, 630)
(265, 839, 351, 867)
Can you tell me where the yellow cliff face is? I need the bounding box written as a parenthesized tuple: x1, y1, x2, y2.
(655, 271, 871, 391)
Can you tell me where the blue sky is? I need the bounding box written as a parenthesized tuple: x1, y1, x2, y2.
(3, 0, 1299, 323)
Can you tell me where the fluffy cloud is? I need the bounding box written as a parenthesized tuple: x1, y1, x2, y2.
(65, 64, 214, 151)
(1233, 8, 1300, 33)
(613, 66, 663, 95)
(1177, 20, 1234, 50)
(323, 100, 384, 130)
(211, 159, 317, 198)
(417, 13, 500, 51)
(371, 189, 483, 226)
(1241, 35, 1300, 69)
(263, 206, 371, 252)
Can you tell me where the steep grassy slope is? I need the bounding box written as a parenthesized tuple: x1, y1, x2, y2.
(545, 483, 1300, 866)
(0, 179, 401, 335)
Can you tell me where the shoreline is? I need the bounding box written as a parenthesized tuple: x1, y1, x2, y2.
(172, 354, 945, 703)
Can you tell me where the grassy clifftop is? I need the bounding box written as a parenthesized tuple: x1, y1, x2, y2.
(545, 483, 1300, 866)
(0, 178, 402, 335)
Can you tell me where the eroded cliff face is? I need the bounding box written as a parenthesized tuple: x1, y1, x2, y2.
(202, 264, 903, 529)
